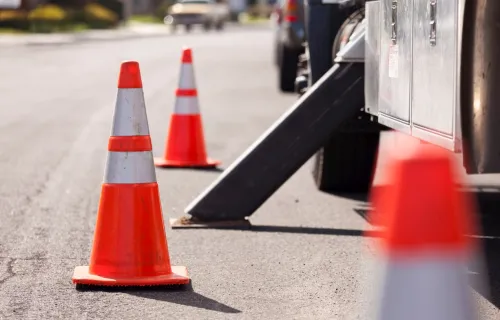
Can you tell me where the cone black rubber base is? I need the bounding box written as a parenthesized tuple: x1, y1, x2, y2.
(72, 266, 190, 286)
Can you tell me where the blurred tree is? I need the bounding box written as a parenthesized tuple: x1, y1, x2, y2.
(18, 0, 92, 10)
(46, 0, 91, 8)
(95, 0, 126, 22)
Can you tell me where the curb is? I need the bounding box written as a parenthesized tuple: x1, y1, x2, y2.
(0, 22, 271, 47)
(0, 29, 171, 47)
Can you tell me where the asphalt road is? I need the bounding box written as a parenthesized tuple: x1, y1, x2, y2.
(1, 24, 500, 319)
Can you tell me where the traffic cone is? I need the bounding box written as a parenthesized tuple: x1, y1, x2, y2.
(368, 131, 422, 227)
(154, 47, 220, 168)
(72, 61, 190, 286)
(367, 143, 483, 320)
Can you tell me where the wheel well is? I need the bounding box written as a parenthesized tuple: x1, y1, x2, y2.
(332, 6, 366, 62)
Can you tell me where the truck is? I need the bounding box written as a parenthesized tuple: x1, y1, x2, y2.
(298, 0, 496, 194)
(171, 0, 499, 226)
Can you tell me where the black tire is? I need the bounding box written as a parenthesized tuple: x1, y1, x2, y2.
(311, 6, 381, 193)
(185, 24, 192, 32)
(279, 46, 300, 93)
(313, 132, 380, 193)
(273, 42, 280, 67)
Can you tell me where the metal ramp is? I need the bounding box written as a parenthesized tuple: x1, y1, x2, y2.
(173, 62, 366, 226)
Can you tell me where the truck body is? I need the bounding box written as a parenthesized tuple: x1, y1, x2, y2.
(365, 0, 464, 154)
(301, 0, 500, 193)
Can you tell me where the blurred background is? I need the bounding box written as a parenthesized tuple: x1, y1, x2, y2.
(0, 0, 277, 33)
(1, 0, 500, 319)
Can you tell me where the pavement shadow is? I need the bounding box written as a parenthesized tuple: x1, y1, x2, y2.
(156, 166, 225, 173)
(171, 220, 372, 237)
(469, 188, 500, 310)
(470, 236, 500, 310)
(175, 224, 377, 237)
(320, 191, 370, 202)
(246, 225, 370, 237)
(76, 282, 241, 314)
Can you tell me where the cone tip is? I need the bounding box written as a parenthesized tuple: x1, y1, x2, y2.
(118, 61, 143, 89)
(181, 47, 193, 63)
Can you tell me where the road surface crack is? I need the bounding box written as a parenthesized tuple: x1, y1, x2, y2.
(0, 253, 49, 289)
(0, 258, 16, 288)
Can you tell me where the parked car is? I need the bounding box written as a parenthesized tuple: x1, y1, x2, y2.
(247, 0, 276, 18)
(164, 0, 230, 32)
(270, 0, 306, 93)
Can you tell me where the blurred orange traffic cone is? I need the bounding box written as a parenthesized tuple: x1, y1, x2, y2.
(367, 143, 483, 320)
(368, 132, 422, 227)
(154, 47, 220, 168)
(72, 61, 190, 286)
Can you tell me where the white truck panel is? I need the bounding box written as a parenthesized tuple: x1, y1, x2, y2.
(377, 0, 412, 134)
(411, 0, 465, 152)
(367, 0, 466, 152)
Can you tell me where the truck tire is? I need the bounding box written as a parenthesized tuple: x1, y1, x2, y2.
(313, 132, 380, 193)
(279, 46, 300, 93)
(311, 5, 380, 193)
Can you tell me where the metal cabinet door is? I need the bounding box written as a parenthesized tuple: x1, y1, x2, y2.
(378, 0, 412, 132)
(411, 0, 459, 139)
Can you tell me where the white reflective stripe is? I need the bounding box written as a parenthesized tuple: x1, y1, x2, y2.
(375, 255, 475, 320)
(104, 151, 157, 184)
(111, 88, 150, 136)
(178, 63, 196, 89)
(174, 96, 200, 115)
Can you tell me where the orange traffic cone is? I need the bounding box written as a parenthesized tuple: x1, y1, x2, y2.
(367, 143, 483, 320)
(154, 47, 220, 168)
(72, 61, 190, 286)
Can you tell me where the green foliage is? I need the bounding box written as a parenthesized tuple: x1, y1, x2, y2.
(28, 4, 67, 21)
(27, 4, 69, 33)
(95, 0, 125, 21)
(83, 3, 119, 29)
(130, 15, 163, 24)
(0, 9, 29, 30)
(0, 2, 121, 33)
